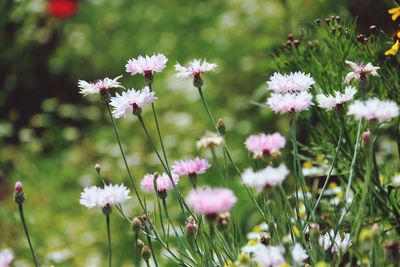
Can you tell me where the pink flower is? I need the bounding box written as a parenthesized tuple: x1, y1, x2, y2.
(267, 91, 313, 114)
(267, 71, 315, 93)
(172, 157, 211, 177)
(78, 76, 123, 96)
(347, 98, 399, 122)
(0, 249, 13, 267)
(109, 87, 156, 118)
(174, 59, 217, 79)
(344, 60, 379, 84)
(141, 173, 179, 192)
(125, 54, 168, 76)
(14, 181, 23, 193)
(186, 187, 237, 216)
(244, 133, 285, 159)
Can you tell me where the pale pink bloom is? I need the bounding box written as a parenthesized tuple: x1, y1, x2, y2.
(241, 164, 289, 192)
(141, 173, 179, 192)
(244, 133, 285, 158)
(78, 76, 123, 96)
(80, 184, 130, 209)
(109, 87, 156, 118)
(125, 54, 168, 76)
(319, 230, 352, 254)
(344, 60, 379, 84)
(267, 71, 315, 93)
(253, 245, 286, 267)
(186, 187, 237, 215)
(15, 181, 23, 192)
(316, 86, 357, 110)
(291, 243, 308, 266)
(0, 249, 13, 267)
(347, 98, 399, 122)
(197, 132, 224, 149)
(174, 59, 217, 79)
(172, 157, 211, 177)
(267, 91, 313, 114)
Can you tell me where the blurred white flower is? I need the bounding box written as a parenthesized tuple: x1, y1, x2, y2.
(78, 76, 123, 96)
(347, 98, 399, 122)
(390, 174, 400, 187)
(0, 249, 13, 267)
(316, 86, 357, 110)
(319, 230, 352, 254)
(291, 243, 308, 266)
(267, 71, 315, 93)
(197, 132, 224, 149)
(125, 54, 168, 76)
(174, 59, 217, 79)
(242, 164, 289, 192)
(344, 60, 379, 84)
(253, 245, 286, 267)
(267, 91, 313, 114)
(80, 183, 131, 209)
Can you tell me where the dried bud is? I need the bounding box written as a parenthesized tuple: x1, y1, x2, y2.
(324, 18, 331, 24)
(136, 239, 144, 250)
(13, 181, 26, 205)
(335, 16, 341, 23)
(216, 212, 231, 231)
(95, 163, 101, 175)
(314, 19, 321, 25)
(186, 216, 198, 242)
(287, 34, 294, 41)
(356, 34, 366, 43)
(141, 245, 152, 262)
(369, 25, 377, 33)
(217, 119, 226, 135)
(132, 217, 142, 235)
(293, 39, 300, 47)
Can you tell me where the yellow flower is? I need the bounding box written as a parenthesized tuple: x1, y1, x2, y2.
(292, 225, 300, 237)
(385, 40, 399, 56)
(359, 228, 373, 242)
(328, 182, 338, 189)
(379, 175, 387, 185)
(238, 253, 251, 264)
(315, 262, 329, 267)
(389, 7, 400, 21)
(303, 161, 313, 169)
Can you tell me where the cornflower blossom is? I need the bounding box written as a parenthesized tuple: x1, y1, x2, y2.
(253, 245, 286, 267)
(0, 249, 13, 267)
(109, 87, 156, 118)
(172, 157, 211, 177)
(78, 76, 123, 96)
(267, 91, 314, 114)
(347, 98, 399, 122)
(186, 187, 237, 217)
(244, 132, 286, 159)
(140, 173, 179, 193)
(344, 60, 379, 84)
(291, 243, 308, 266)
(80, 184, 131, 209)
(316, 86, 357, 111)
(242, 164, 289, 192)
(197, 132, 224, 149)
(267, 71, 315, 93)
(174, 59, 217, 79)
(319, 231, 352, 254)
(125, 54, 168, 77)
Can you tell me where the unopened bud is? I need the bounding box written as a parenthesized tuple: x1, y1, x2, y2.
(13, 181, 26, 205)
(356, 34, 365, 42)
(15, 181, 23, 193)
(324, 18, 331, 24)
(132, 217, 142, 235)
(293, 39, 300, 47)
(216, 212, 231, 231)
(186, 216, 198, 242)
(95, 163, 101, 175)
(136, 239, 144, 250)
(141, 245, 152, 262)
(335, 16, 341, 23)
(314, 19, 321, 25)
(362, 131, 371, 143)
(369, 25, 377, 33)
(287, 34, 294, 41)
(217, 119, 226, 135)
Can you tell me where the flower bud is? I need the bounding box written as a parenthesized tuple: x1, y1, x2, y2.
(136, 239, 144, 250)
(216, 212, 231, 231)
(217, 119, 226, 135)
(95, 163, 101, 175)
(132, 216, 142, 236)
(186, 216, 198, 242)
(356, 34, 365, 42)
(141, 245, 152, 262)
(287, 33, 294, 41)
(293, 39, 300, 47)
(324, 18, 331, 24)
(369, 25, 377, 33)
(362, 131, 371, 143)
(314, 19, 321, 25)
(13, 181, 26, 205)
(335, 16, 341, 23)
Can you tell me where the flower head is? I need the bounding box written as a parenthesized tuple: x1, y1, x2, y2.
(385, 40, 400, 56)
(319, 231, 352, 254)
(253, 245, 286, 267)
(197, 132, 224, 149)
(109, 87, 156, 118)
(172, 157, 211, 177)
(125, 54, 168, 76)
(140, 173, 179, 192)
(14, 181, 23, 193)
(245, 133, 285, 159)
(78, 76, 123, 96)
(174, 59, 217, 79)
(291, 243, 308, 266)
(347, 98, 399, 122)
(242, 164, 289, 192)
(267, 71, 315, 93)
(80, 183, 130, 209)
(344, 60, 379, 84)
(186, 187, 237, 216)
(0, 249, 13, 267)
(389, 7, 400, 21)
(267, 91, 313, 114)
(316, 86, 357, 111)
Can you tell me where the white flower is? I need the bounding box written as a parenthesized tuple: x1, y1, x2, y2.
(344, 60, 379, 84)
(125, 54, 168, 76)
(267, 91, 314, 114)
(80, 183, 131, 209)
(316, 86, 357, 110)
(267, 71, 315, 93)
(78, 76, 123, 96)
(253, 245, 286, 267)
(319, 231, 352, 254)
(291, 243, 308, 266)
(174, 59, 217, 79)
(0, 249, 13, 267)
(242, 164, 289, 192)
(390, 174, 400, 187)
(196, 132, 224, 149)
(109, 87, 156, 118)
(347, 98, 399, 122)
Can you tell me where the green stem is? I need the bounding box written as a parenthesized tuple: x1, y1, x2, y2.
(106, 214, 112, 267)
(106, 103, 146, 212)
(151, 102, 171, 172)
(18, 204, 40, 267)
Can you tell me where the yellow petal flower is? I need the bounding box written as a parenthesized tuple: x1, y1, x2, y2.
(385, 40, 400, 56)
(388, 7, 400, 21)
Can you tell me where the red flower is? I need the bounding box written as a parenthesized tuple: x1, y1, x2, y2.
(47, 0, 78, 19)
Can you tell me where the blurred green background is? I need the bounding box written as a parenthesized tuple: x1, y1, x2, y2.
(0, 0, 397, 266)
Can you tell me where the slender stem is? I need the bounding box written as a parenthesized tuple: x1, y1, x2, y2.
(18, 204, 40, 267)
(144, 226, 159, 267)
(106, 104, 146, 211)
(151, 102, 171, 172)
(106, 214, 112, 267)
